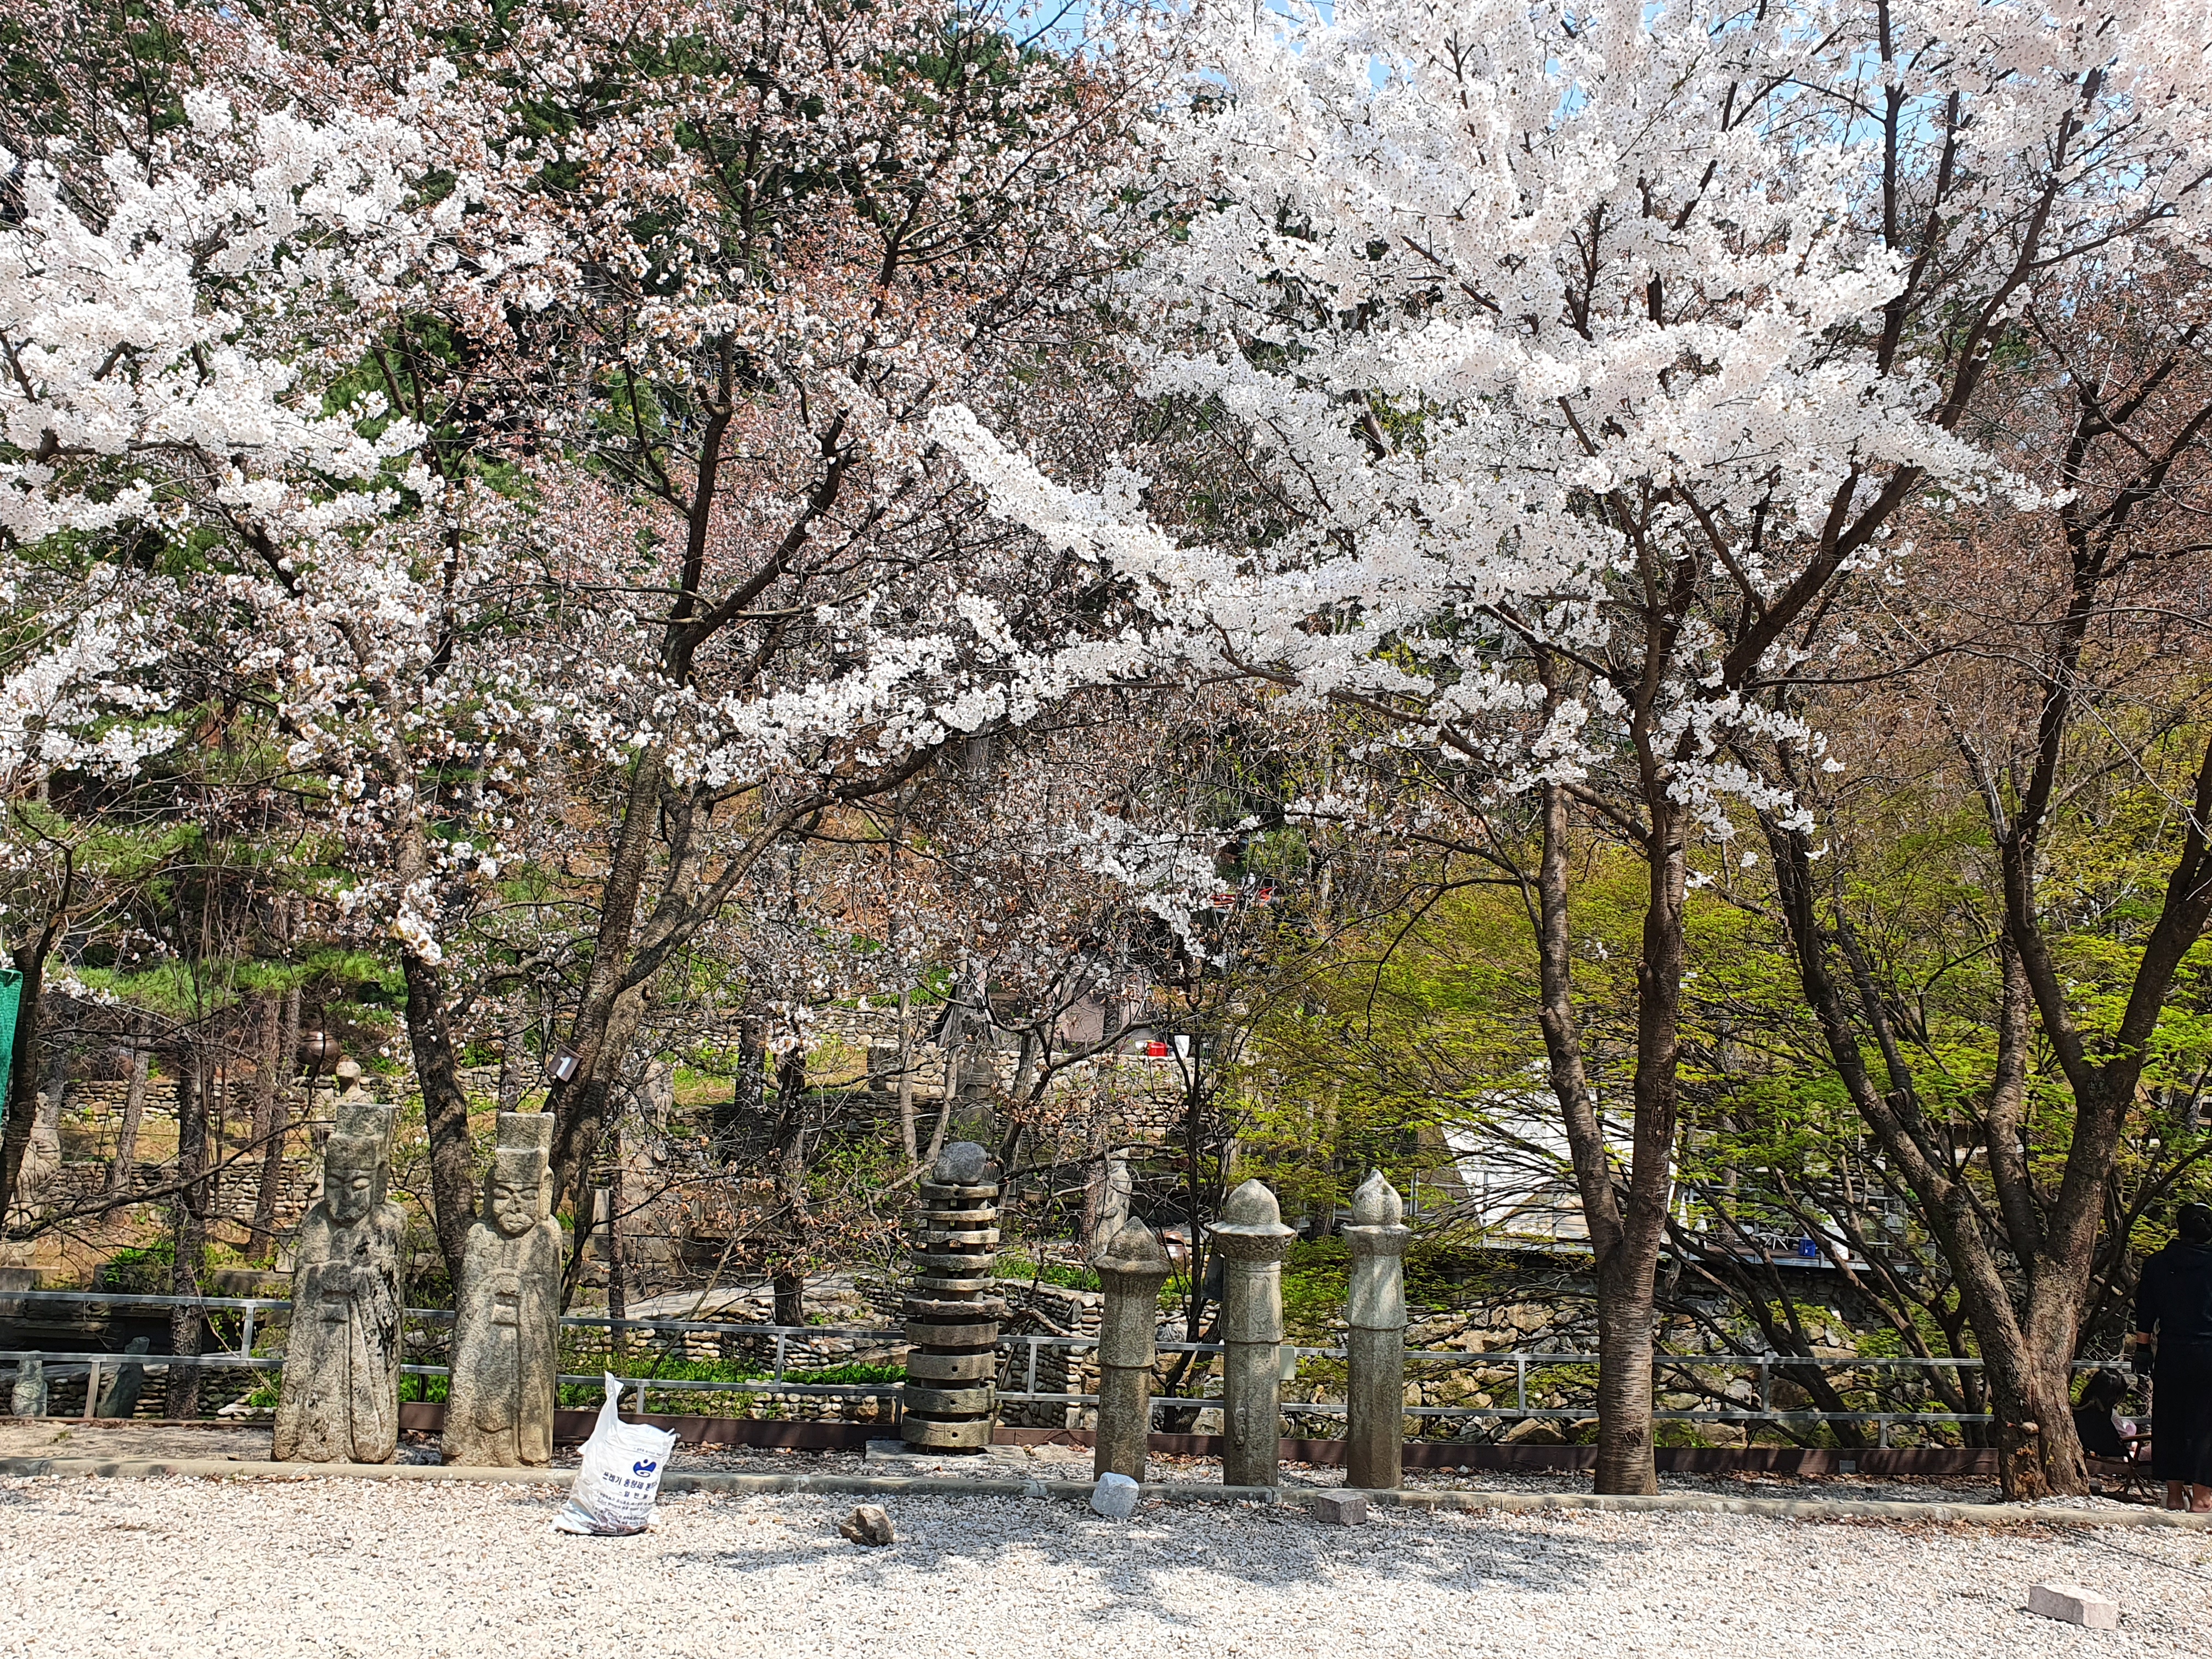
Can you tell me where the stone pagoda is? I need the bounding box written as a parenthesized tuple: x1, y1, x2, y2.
(900, 1142, 1002, 1453)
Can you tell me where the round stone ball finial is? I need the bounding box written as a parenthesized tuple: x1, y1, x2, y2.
(932, 1141, 993, 1187)
(1351, 1170, 1404, 1228)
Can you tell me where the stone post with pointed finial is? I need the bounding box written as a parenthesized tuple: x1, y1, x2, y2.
(1209, 1178, 1297, 1488)
(1091, 1216, 1172, 1482)
(1344, 1170, 1412, 1489)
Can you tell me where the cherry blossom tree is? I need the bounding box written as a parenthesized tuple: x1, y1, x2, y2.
(936, 0, 2212, 1492)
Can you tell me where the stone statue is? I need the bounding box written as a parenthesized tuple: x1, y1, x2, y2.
(443, 1112, 562, 1468)
(273, 1082, 404, 1463)
(9, 1356, 46, 1418)
(94, 1335, 152, 1419)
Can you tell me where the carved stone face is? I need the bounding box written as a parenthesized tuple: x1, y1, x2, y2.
(489, 1178, 538, 1238)
(327, 1166, 374, 1224)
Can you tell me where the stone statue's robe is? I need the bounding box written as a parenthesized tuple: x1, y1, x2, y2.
(442, 1215, 563, 1467)
(272, 1203, 405, 1463)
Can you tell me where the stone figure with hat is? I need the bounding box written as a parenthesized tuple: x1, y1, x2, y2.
(443, 1112, 563, 1468)
(273, 1060, 405, 1463)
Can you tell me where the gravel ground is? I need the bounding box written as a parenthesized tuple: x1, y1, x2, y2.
(5, 1474, 2209, 1658)
(2, 1421, 2156, 1509)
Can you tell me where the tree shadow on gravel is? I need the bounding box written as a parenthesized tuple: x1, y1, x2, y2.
(656, 1494, 1640, 1628)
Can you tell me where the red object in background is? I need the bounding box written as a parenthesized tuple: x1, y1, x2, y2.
(1144, 1039, 1170, 1058)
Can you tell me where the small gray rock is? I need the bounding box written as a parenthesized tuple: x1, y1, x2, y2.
(839, 1504, 895, 1547)
(1313, 1491, 1369, 1526)
(932, 1141, 991, 1186)
(1090, 1472, 1141, 1520)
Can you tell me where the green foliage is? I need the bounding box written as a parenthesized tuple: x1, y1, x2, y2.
(995, 1252, 1102, 1293)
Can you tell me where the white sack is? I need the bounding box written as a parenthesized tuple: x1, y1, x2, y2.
(553, 1373, 677, 1536)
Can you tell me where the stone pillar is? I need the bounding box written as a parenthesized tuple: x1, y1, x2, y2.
(1092, 1217, 1171, 1482)
(901, 1141, 1002, 1453)
(1344, 1169, 1411, 1489)
(273, 1084, 405, 1462)
(1208, 1177, 1295, 1489)
(94, 1336, 150, 1419)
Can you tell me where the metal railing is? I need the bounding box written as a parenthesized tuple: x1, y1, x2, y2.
(1, 1288, 2121, 1443)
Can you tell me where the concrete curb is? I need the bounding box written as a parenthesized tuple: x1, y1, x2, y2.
(4, 1455, 2206, 1528)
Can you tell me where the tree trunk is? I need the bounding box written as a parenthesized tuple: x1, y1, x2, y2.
(607, 1131, 629, 1362)
(168, 1047, 209, 1419)
(246, 996, 283, 1259)
(1767, 815, 2076, 1498)
(895, 986, 917, 1165)
(496, 995, 527, 1113)
(0, 945, 53, 1227)
(106, 1020, 151, 1200)
(400, 952, 477, 1285)
(1527, 766, 1677, 1496)
(544, 752, 664, 1225)
(1593, 1253, 1660, 1493)
(771, 1044, 810, 1328)
(718, 1004, 766, 1151)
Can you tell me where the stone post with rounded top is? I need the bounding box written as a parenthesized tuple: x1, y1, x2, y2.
(1092, 1216, 1172, 1481)
(1344, 1170, 1412, 1489)
(1209, 1178, 1297, 1488)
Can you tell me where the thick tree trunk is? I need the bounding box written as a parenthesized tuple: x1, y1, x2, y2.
(1528, 768, 1679, 1496)
(168, 1048, 209, 1419)
(545, 754, 664, 1226)
(1593, 1255, 1660, 1494)
(0, 947, 53, 1227)
(401, 952, 477, 1285)
(106, 1020, 151, 1200)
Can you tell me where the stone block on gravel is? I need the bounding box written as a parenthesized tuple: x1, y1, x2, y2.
(1090, 1473, 1140, 1520)
(838, 1504, 896, 1547)
(1313, 1492, 1369, 1526)
(2027, 1583, 2117, 1630)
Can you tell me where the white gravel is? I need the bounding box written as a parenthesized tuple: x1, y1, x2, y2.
(6, 1475, 2209, 1657)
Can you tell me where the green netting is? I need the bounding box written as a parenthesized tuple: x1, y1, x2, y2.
(0, 968, 21, 1134)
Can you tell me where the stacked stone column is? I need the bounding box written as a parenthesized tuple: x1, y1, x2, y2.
(901, 1142, 1002, 1453)
(1344, 1169, 1412, 1489)
(1208, 1178, 1296, 1488)
(1091, 1216, 1172, 1482)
